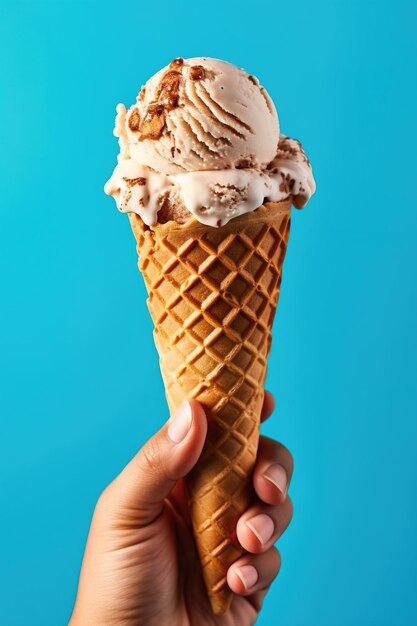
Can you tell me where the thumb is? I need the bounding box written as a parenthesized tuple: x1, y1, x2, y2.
(104, 400, 207, 525)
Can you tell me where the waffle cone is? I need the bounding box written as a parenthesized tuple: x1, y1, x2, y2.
(128, 200, 291, 614)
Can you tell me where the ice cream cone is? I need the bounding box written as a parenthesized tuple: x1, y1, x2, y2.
(128, 199, 292, 614)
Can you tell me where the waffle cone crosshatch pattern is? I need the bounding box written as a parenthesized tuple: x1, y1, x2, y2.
(129, 200, 291, 613)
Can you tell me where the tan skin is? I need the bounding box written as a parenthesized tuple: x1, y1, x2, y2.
(70, 392, 293, 626)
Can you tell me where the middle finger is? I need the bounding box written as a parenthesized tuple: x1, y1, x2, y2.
(252, 435, 294, 506)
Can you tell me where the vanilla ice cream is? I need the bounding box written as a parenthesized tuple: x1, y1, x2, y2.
(105, 57, 316, 227)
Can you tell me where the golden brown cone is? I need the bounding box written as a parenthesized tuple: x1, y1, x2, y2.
(128, 200, 291, 614)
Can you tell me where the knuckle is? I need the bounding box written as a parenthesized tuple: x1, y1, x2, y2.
(94, 482, 116, 517)
(275, 496, 293, 534)
(286, 496, 294, 523)
(139, 437, 166, 479)
(260, 437, 294, 474)
(278, 442, 294, 472)
(270, 546, 281, 573)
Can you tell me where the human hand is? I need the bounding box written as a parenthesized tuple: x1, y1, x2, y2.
(69, 392, 293, 626)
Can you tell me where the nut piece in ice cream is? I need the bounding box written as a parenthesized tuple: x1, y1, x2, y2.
(138, 103, 166, 140)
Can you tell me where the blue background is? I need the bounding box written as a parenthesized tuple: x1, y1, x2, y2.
(1, 1, 416, 624)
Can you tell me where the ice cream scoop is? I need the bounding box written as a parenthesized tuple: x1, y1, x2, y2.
(105, 57, 316, 227)
(124, 57, 279, 174)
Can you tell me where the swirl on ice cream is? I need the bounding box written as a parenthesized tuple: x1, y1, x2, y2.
(105, 57, 316, 227)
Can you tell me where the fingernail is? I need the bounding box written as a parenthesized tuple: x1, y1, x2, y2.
(167, 401, 192, 443)
(263, 463, 288, 496)
(246, 514, 275, 545)
(234, 565, 259, 590)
